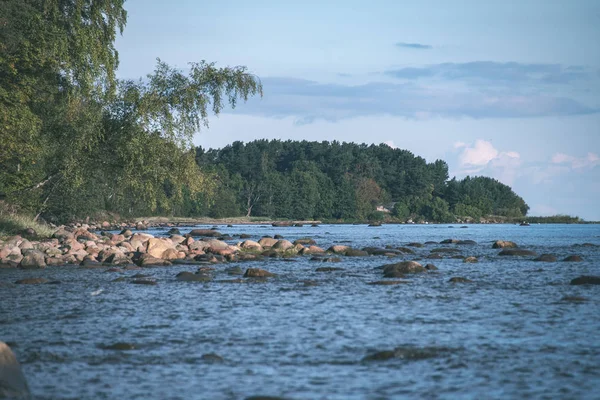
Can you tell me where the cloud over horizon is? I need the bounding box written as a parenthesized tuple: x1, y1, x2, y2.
(395, 42, 432, 50)
(229, 73, 597, 122)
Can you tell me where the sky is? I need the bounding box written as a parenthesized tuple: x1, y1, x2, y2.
(115, 0, 600, 220)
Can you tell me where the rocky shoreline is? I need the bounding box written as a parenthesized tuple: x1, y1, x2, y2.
(0, 223, 597, 287)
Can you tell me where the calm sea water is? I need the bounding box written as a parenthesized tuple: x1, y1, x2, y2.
(1, 224, 599, 400)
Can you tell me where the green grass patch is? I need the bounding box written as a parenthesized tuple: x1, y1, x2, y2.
(0, 213, 55, 239)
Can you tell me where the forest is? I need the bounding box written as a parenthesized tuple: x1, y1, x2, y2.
(193, 140, 529, 222)
(0, 0, 529, 225)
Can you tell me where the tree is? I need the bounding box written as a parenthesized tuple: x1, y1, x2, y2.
(1, 1, 264, 221)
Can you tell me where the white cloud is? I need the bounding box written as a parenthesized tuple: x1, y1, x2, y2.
(455, 139, 522, 185)
(383, 140, 397, 149)
(551, 152, 600, 169)
(459, 139, 499, 167)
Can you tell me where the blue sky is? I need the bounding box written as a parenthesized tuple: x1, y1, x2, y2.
(115, 0, 600, 220)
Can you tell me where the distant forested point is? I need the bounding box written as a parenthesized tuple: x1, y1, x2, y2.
(193, 140, 530, 223)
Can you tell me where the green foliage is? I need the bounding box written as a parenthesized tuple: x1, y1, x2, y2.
(0, 1, 262, 222)
(195, 140, 529, 222)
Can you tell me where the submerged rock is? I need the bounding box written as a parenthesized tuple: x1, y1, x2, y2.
(498, 249, 536, 257)
(176, 271, 211, 282)
(0, 341, 30, 399)
(368, 280, 409, 285)
(463, 256, 478, 263)
(244, 268, 275, 278)
(534, 254, 557, 262)
(570, 276, 600, 285)
(563, 255, 583, 262)
(449, 277, 473, 283)
(14, 278, 49, 285)
(363, 346, 455, 362)
(315, 267, 344, 272)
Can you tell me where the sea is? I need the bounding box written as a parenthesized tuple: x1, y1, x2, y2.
(1, 223, 599, 399)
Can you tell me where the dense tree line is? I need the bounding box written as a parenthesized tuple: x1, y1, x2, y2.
(0, 0, 261, 222)
(195, 140, 530, 222)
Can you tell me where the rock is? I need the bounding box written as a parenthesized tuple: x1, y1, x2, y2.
(135, 253, 171, 267)
(440, 239, 459, 244)
(457, 240, 477, 245)
(561, 296, 588, 303)
(424, 264, 438, 271)
(0, 341, 30, 398)
(201, 353, 224, 363)
(130, 279, 157, 285)
(327, 245, 349, 254)
(570, 276, 600, 285)
(258, 237, 278, 248)
(176, 271, 211, 282)
(18, 250, 46, 269)
(273, 235, 284, 239)
(368, 222, 382, 227)
(381, 261, 425, 277)
(15, 278, 49, 285)
(169, 234, 186, 245)
(534, 254, 557, 262)
(226, 266, 244, 275)
(492, 240, 518, 249)
(363, 247, 401, 256)
(189, 229, 222, 238)
(498, 249, 537, 257)
(239, 234, 252, 239)
(146, 238, 175, 259)
(53, 227, 74, 241)
(161, 248, 183, 261)
(563, 255, 583, 262)
(394, 247, 415, 255)
(104, 252, 131, 265)
(294, 238, 316, 245)
(120, 229, 133, 237)
(368, 280, 409, 285)
(449, 277, 473, 283)
(344, 248, 369, 257)
(240, 240, 263, 251)
(406, 242, 424, 248)
(167, 228, 181, 235)
(273, 240, 294, 251)
(244, 268, 275, 278)
(463, 256, 478, 263)
(299, 246, 325, 255)
(272, 221, 293, 227)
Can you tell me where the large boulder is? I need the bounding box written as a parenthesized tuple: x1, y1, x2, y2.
(18, 250, 46, 269)
(327, 245, 349, 254)
(0, 342, 30, 399)
(188, 229, 222, 238)
(240, 240, 263, 251)
(300, 246, 325, 255)
(382, 261, 425, 277)
(570, 276, 600, 285)
(492, 240, 518, 249)
(258, 237, 278, 248)
(272, 240, 294, 251)
(294, 238, 316, 246)
(146, 238, 175, 259)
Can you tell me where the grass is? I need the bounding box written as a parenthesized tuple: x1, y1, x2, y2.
(0, 213, 55, 239)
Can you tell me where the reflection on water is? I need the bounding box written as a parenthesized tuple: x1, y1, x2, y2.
(1, 224, 599, 399)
